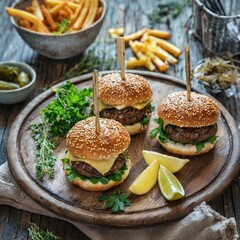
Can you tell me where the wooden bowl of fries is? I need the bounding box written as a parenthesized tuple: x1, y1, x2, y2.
(7, 0, 106, 59)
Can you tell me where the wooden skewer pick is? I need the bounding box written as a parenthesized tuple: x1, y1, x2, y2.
(117, 37, 126, 80)
(185, 45, 191, 101)
(92, 70, 100, 135)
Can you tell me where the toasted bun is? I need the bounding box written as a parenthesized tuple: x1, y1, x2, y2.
(66, 117, 130, 160)
(158, 91, 220, 128)
(63, 160, 131, 191)
(158, 138, 216, 156)
(99, 72, 152, 106)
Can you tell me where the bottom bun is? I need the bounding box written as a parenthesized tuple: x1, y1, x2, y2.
(125, 122, 147, 135)
(63, 161, 131, 191)
(158, 138, 217, 156)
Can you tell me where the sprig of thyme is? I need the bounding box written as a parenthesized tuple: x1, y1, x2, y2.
(28, 223, 60, 240)
(148, 0, 190, 25)
(30, 81, 92, 181)
(64, 48, 115, 80)
(98, 189, 131, 213)
(30, 122, 57, 181)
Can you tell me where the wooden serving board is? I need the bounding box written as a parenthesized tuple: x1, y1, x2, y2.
(7, 70, 240, 227)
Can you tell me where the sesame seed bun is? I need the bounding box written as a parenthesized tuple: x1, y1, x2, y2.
(157, 91, 220, 128)
(63, 160, 131, 191)
(158, 138, 217, 156)
(66, 117, 131, 161)
(99, 72, 152, 106)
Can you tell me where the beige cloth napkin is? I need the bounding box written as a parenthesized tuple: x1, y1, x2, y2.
(0, 162, 238, 240)
(78, 202, 239, 240)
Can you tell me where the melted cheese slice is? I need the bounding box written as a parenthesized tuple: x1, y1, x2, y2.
(99, 99, 151, 112)
(163, 120, 170, 130)
(65, 151, 116, 175)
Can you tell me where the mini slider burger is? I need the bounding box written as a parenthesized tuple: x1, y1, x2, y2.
(98, 72, 153, 135)
(151, 91, 220, 156)
(62, 116, 131, 191)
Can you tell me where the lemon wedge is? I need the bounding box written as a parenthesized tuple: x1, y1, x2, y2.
(158, 165, 185, 201)
(142, 150, 189, 173)
(129, 160, 159, 195)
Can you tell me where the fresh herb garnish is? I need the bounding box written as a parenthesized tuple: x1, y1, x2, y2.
(196, 136, 217, 152)
(54, 18, 71, 35)
(141, 103, 155, 126)
(98, 189, 131, 213)
(30, 123, 57, 181)
(30, 81, 92, 181)
(148, 0, 190, 25)
(28, 223, 59, 240)
(41, 81, 92, 137)
(150, 118, 168, 143)
(64, 48, 115, 80)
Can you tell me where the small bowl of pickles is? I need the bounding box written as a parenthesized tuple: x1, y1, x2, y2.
(0, 61, 36, 104)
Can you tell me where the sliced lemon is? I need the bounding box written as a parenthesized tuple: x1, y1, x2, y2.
(129, 160, 159, 195)
(142, 150, 189, 173)
(158, 165, 185, 201)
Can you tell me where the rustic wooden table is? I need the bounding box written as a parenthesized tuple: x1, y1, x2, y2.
(1, 0, 240, 239)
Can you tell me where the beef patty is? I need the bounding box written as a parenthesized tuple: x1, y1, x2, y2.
(164, 123, 218, 144)
(100, 106, 147, 125)
(71, 153, 126, 178)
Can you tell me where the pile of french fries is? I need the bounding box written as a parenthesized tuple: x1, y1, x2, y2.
(124, 28, 181, 73)
(5, 0, 103, 34)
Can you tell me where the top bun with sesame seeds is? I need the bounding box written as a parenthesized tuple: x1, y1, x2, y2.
(157, 91, 220, 128)
(66, 116, 130, 161)
(154, 91, 220, 156)
(99, 72, 152, 106)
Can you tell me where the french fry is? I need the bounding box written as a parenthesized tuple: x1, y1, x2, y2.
(18, 19, 31, 28)
(148, 36, 181, 57)
(45, 0, 79, 10)
(41, 5, 58, 31)
(108, 27, 124, 38)
(49, 1, 65, 16)
(143, 37, 178, 64)
(133, 41, 169, 72)
(5, 7, 49, 33)
(127, 57, 147, 69)
(94, 6, 103, 21)
(140, 31, 149, 42)
(129, 41, 155, 71)
(70, 0, 84, 24)
(73, 0, 90, 30)
(147, 29, 171, 39)
(82, 0, 98, 29)
(32, 0, 44, 21)
(64, 5, 74, 16)
(124, 28, 149, 43)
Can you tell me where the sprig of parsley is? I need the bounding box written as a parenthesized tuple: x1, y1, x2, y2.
(28, 223, 59, 240)
(41, 81, 92, 137)
(141, 103, 155, 126)
(150, 118, 168, 143)
(98, 189, 131, 213)
(30, 81, 92, 181)
(196, 136, 217, 152)
(54, 18, 71, 36)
